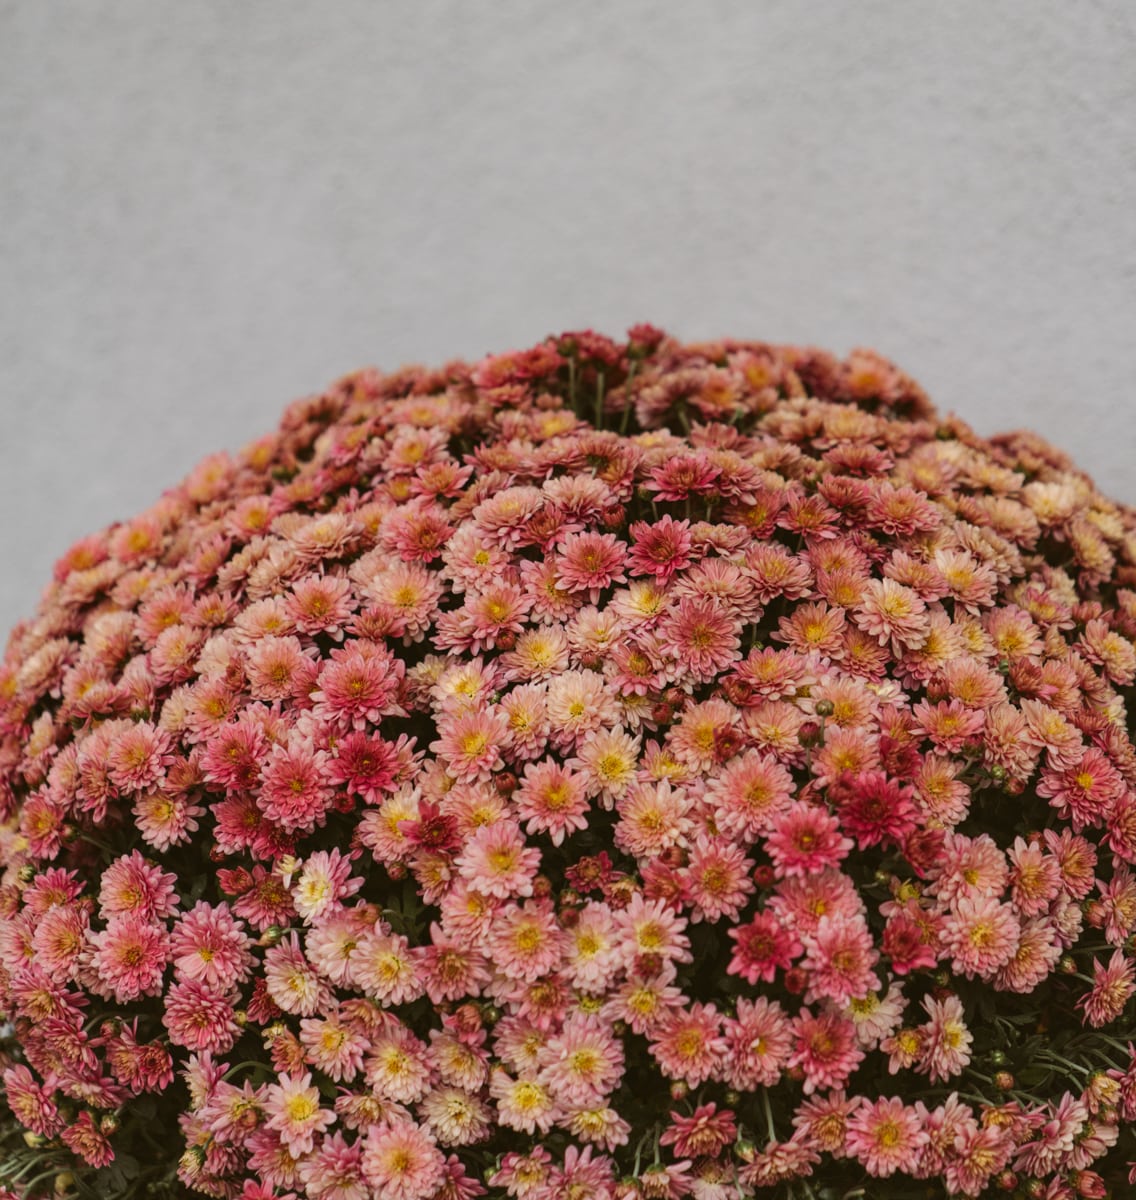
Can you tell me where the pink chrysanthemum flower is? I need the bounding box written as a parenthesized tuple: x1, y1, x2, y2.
(485, 901, 565, 982)
(554, 531, 628, 601)
(162, 979, 241, 1053)
(788, 1009, 865, 1094)
(727, 910, 802, 984)
(917, 993, 972, 1082)
(649, 1002, 726, 1088)
(766, 801, 854, 878)
(430, 708, 509, 783)
(943, 894, 1022, 980)
(627, 515, 694, 582)
(680, 835, 754, 924)
(1079, 950, 1136, 1028)
(169, 901, 253, 990)
(706, 749, 794, 841)
(297, 1131, 368, 1200)
(514, 759, 589, 846)
(489, 1069, 559, 1136)
(800, 913, 880, 1006)
(98, 850, 180, 921)
(454, 820, 540, 899)
(258, 739, 332, 834)
(90, 913, 170, 1003)
(659, 595, 742, 682)
(721, 996, 793, 1090)
(293, 849, 364, 924)
(311, 642, 404, 729)
(264, 1071, 336, 1157)
(538, 1013, 625, 1107)
(845, 1095, 928, 1177)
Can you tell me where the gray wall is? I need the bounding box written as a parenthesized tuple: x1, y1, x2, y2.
(2, 1, 1134, 638)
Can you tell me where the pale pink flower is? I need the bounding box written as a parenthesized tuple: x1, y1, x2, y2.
(351, 926, 425, 1006)
(514, 759, 589, 846)
(942, 894, 1021, 980)
(430, 708, 509, 783)
(454, 820, 540, 899)
(917, 993, 972, 1082)
(537, 1013, 625, 1107)
(705, 749, 794, 840)
(1078, 950, 1136, 1028)
(264, 1071, 335, 1157)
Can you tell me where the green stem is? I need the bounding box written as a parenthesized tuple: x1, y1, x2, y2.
(761, 1087, 776, 1143)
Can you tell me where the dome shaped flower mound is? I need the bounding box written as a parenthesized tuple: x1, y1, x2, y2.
(3, 330, 1136, 1200)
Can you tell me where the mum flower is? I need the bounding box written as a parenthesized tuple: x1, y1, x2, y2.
(264, 1071, 335, 1157)
(4, 328, 1136, 1197)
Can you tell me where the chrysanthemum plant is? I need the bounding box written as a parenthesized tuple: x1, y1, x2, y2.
(2, 328, 1136, 1200)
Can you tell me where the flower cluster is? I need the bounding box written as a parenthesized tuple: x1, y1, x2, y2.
(2, 327, 1136, 1199)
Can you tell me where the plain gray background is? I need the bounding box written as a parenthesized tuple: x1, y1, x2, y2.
(2, 2, 1134, 639)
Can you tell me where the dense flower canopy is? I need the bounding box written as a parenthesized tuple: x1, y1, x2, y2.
(2, 327, 1136, 1199)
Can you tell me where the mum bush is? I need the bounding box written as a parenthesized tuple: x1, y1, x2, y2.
(2, 328, 1136, 1200)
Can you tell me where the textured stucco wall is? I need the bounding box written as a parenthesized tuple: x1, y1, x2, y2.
(1, 1, 1134, 636)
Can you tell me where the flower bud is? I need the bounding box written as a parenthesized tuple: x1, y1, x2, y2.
(669, 1080, 688, 1101)
(814, 699, 835, 718)
(753, 865, 776, 889)
(784, 967, 808, 994)
(993, 1071, 1015, 1091)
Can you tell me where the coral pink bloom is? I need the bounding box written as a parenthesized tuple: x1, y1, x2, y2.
(727, 910, 802, 984)
(720, 996, 793, 1089)
(1037, 747, 1124, 831)
(943, 895, 1021, 980)
(554, 531, 628, 601)
(257, 739, 332, 833)
(788, 1009, 865, 1094)
(627, 515, 694, 582)
(90, 914, 169, 1002)
(454, 820, 540, 899)
(169, 901, 253, 989)
(800, 914, 880, 1006)
(312, 642, 405, 728)
(264, 1071, 336, 1157)
(766, 801, 854, 878)
(846, 1096, 928, 1177)
(649, 1002, 727, 1087)
(660, 595, 742, 682)
(162, 979, 240, 1053)
(361, 1119, 447, 1200)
